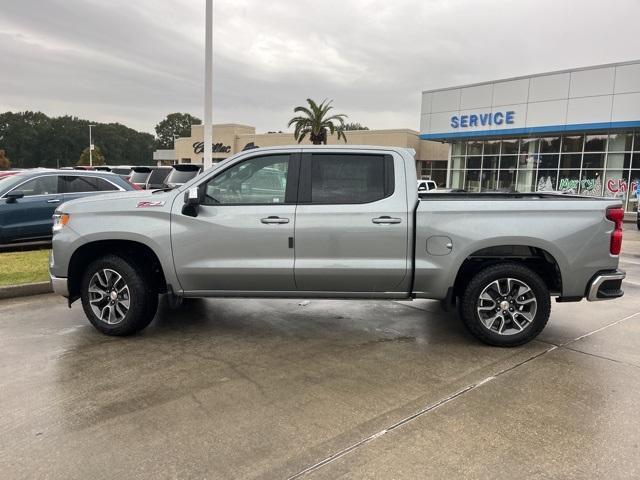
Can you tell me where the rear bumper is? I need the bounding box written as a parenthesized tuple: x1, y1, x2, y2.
(586, 270, 625, 301)
(50, 275, 69, 297)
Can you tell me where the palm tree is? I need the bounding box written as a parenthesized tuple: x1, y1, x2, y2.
(288, 99, 347, 144)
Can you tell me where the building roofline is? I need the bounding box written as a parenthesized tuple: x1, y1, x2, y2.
(245, 128, 420, 137)
(422, 59, 640, 94)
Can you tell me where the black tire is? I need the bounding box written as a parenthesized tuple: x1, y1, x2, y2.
(80, 254, 158, 336)
(459, 263, 551, 347)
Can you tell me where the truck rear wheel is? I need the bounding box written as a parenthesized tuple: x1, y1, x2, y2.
(80, 254, 158, 336)
(459, 263, 551, 347)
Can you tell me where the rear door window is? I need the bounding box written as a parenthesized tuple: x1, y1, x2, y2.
(61, 176, 119, 193)
(306, 154, 393, 204)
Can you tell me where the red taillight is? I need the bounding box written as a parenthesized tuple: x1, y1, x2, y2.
(127, 179, 142, 190)
(606, 207, 624, 255)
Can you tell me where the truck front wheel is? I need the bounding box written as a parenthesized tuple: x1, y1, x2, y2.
(80, 254, 158, 336)
(459, 263, 551, 347)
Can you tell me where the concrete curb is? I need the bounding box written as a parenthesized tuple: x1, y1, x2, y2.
(0, 281, 53, 300)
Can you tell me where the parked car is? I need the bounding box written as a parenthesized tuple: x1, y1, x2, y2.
(49, 146, 625, 346)
(0, 170, 135, 244)
(145, 166, 173, 190)
(107, 166, 134, 179)
(129, 167, 153, 189)
(0, 171, 21, 180)
(417, 179, 437, 192)
(164, 164, 203, 188)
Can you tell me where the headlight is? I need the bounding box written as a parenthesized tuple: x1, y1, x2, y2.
(52, 213, 70, 233)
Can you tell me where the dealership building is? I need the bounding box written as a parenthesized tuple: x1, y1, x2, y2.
(420, 59, 640, 212)
(155, 124, 450, 185)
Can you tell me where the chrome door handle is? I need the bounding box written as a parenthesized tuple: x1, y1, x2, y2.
(372, 216, 401, 224)
(261, 216, 289, 224)
(46, 199, 61, 204)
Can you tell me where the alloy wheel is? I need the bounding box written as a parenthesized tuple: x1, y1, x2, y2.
(476, 277, 537, 336)
(88, 269, 131, 325)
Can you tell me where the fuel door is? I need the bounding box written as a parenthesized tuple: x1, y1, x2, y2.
(427, 236, 453, 256)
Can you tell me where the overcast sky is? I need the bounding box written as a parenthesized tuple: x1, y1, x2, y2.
(1, 0, 639, 135)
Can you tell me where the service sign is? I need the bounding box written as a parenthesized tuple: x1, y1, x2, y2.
(450, 111, 515, 129)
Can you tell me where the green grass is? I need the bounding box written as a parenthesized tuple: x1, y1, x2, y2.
(0, 249, 51, 286)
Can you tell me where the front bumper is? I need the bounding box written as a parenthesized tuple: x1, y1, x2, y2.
(50, 274, 69, 297)
(587, 270, 625, 301)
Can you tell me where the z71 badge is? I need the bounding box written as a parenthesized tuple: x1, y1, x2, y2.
(136, 201, 166, 208)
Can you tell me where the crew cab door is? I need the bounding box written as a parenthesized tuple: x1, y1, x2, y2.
(294, 150, 409, 292)
(171, 152, 299, 293)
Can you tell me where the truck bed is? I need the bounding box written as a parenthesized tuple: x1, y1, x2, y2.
(413, 193, 622, 300)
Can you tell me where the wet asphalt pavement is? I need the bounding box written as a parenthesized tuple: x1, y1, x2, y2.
(1, 226, 640, 479)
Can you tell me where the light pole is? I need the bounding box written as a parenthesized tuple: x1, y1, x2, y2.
(88, 124, 95, 167)
(203, 0, 213, 169)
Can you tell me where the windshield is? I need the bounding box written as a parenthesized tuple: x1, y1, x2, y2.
(129, 170, 151, 183)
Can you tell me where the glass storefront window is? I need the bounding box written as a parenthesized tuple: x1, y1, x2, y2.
(518, 154, 536, 169)
(604, 169, 629, 198)
(467, 141, 483, 156)
(628, 170, 640, 212)
(450, 170, 465, 189)
(559, 154, 582, 169)
(557, 170, 581, 192)
(484, 140, 500, 155)
(520, 138, 539, 156)
(607, 152, 631, 169)
(562, 135, 584, 152)
(585, 134, 607, 152)
(467, 156, 481, 169)
(451, 156, 466, 169)
(498, 170, 517, 191)
(539, 137, 561, 153)
(481, 169, 498, 191)
(608, 133, 633, 152)
(430, 170, 447, 188)
(445, 132, 640, 210)
(451, 142, 466, 156)
(539, 155, 560, 169)
(500, 156, 518, 170)
(501, 139, 519, 155)
(536, 170, 558, 191)
(583, 152, 605, 169)
(482, 156, 499, 169)
(579, 170, 604, 196)
(464, 170, 481, 192)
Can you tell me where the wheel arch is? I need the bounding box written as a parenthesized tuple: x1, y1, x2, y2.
(67, 239, 168, 302)
(452, 244, 563, 298)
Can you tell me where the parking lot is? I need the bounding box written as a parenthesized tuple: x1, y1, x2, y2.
(0, 226, 639, 479)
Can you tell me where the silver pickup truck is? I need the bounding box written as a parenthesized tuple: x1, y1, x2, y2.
(49, 146, 626, 346)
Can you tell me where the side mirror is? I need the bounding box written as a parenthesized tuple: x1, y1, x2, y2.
(5, 191, 25, 203)
(182, 187, 202, 217)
